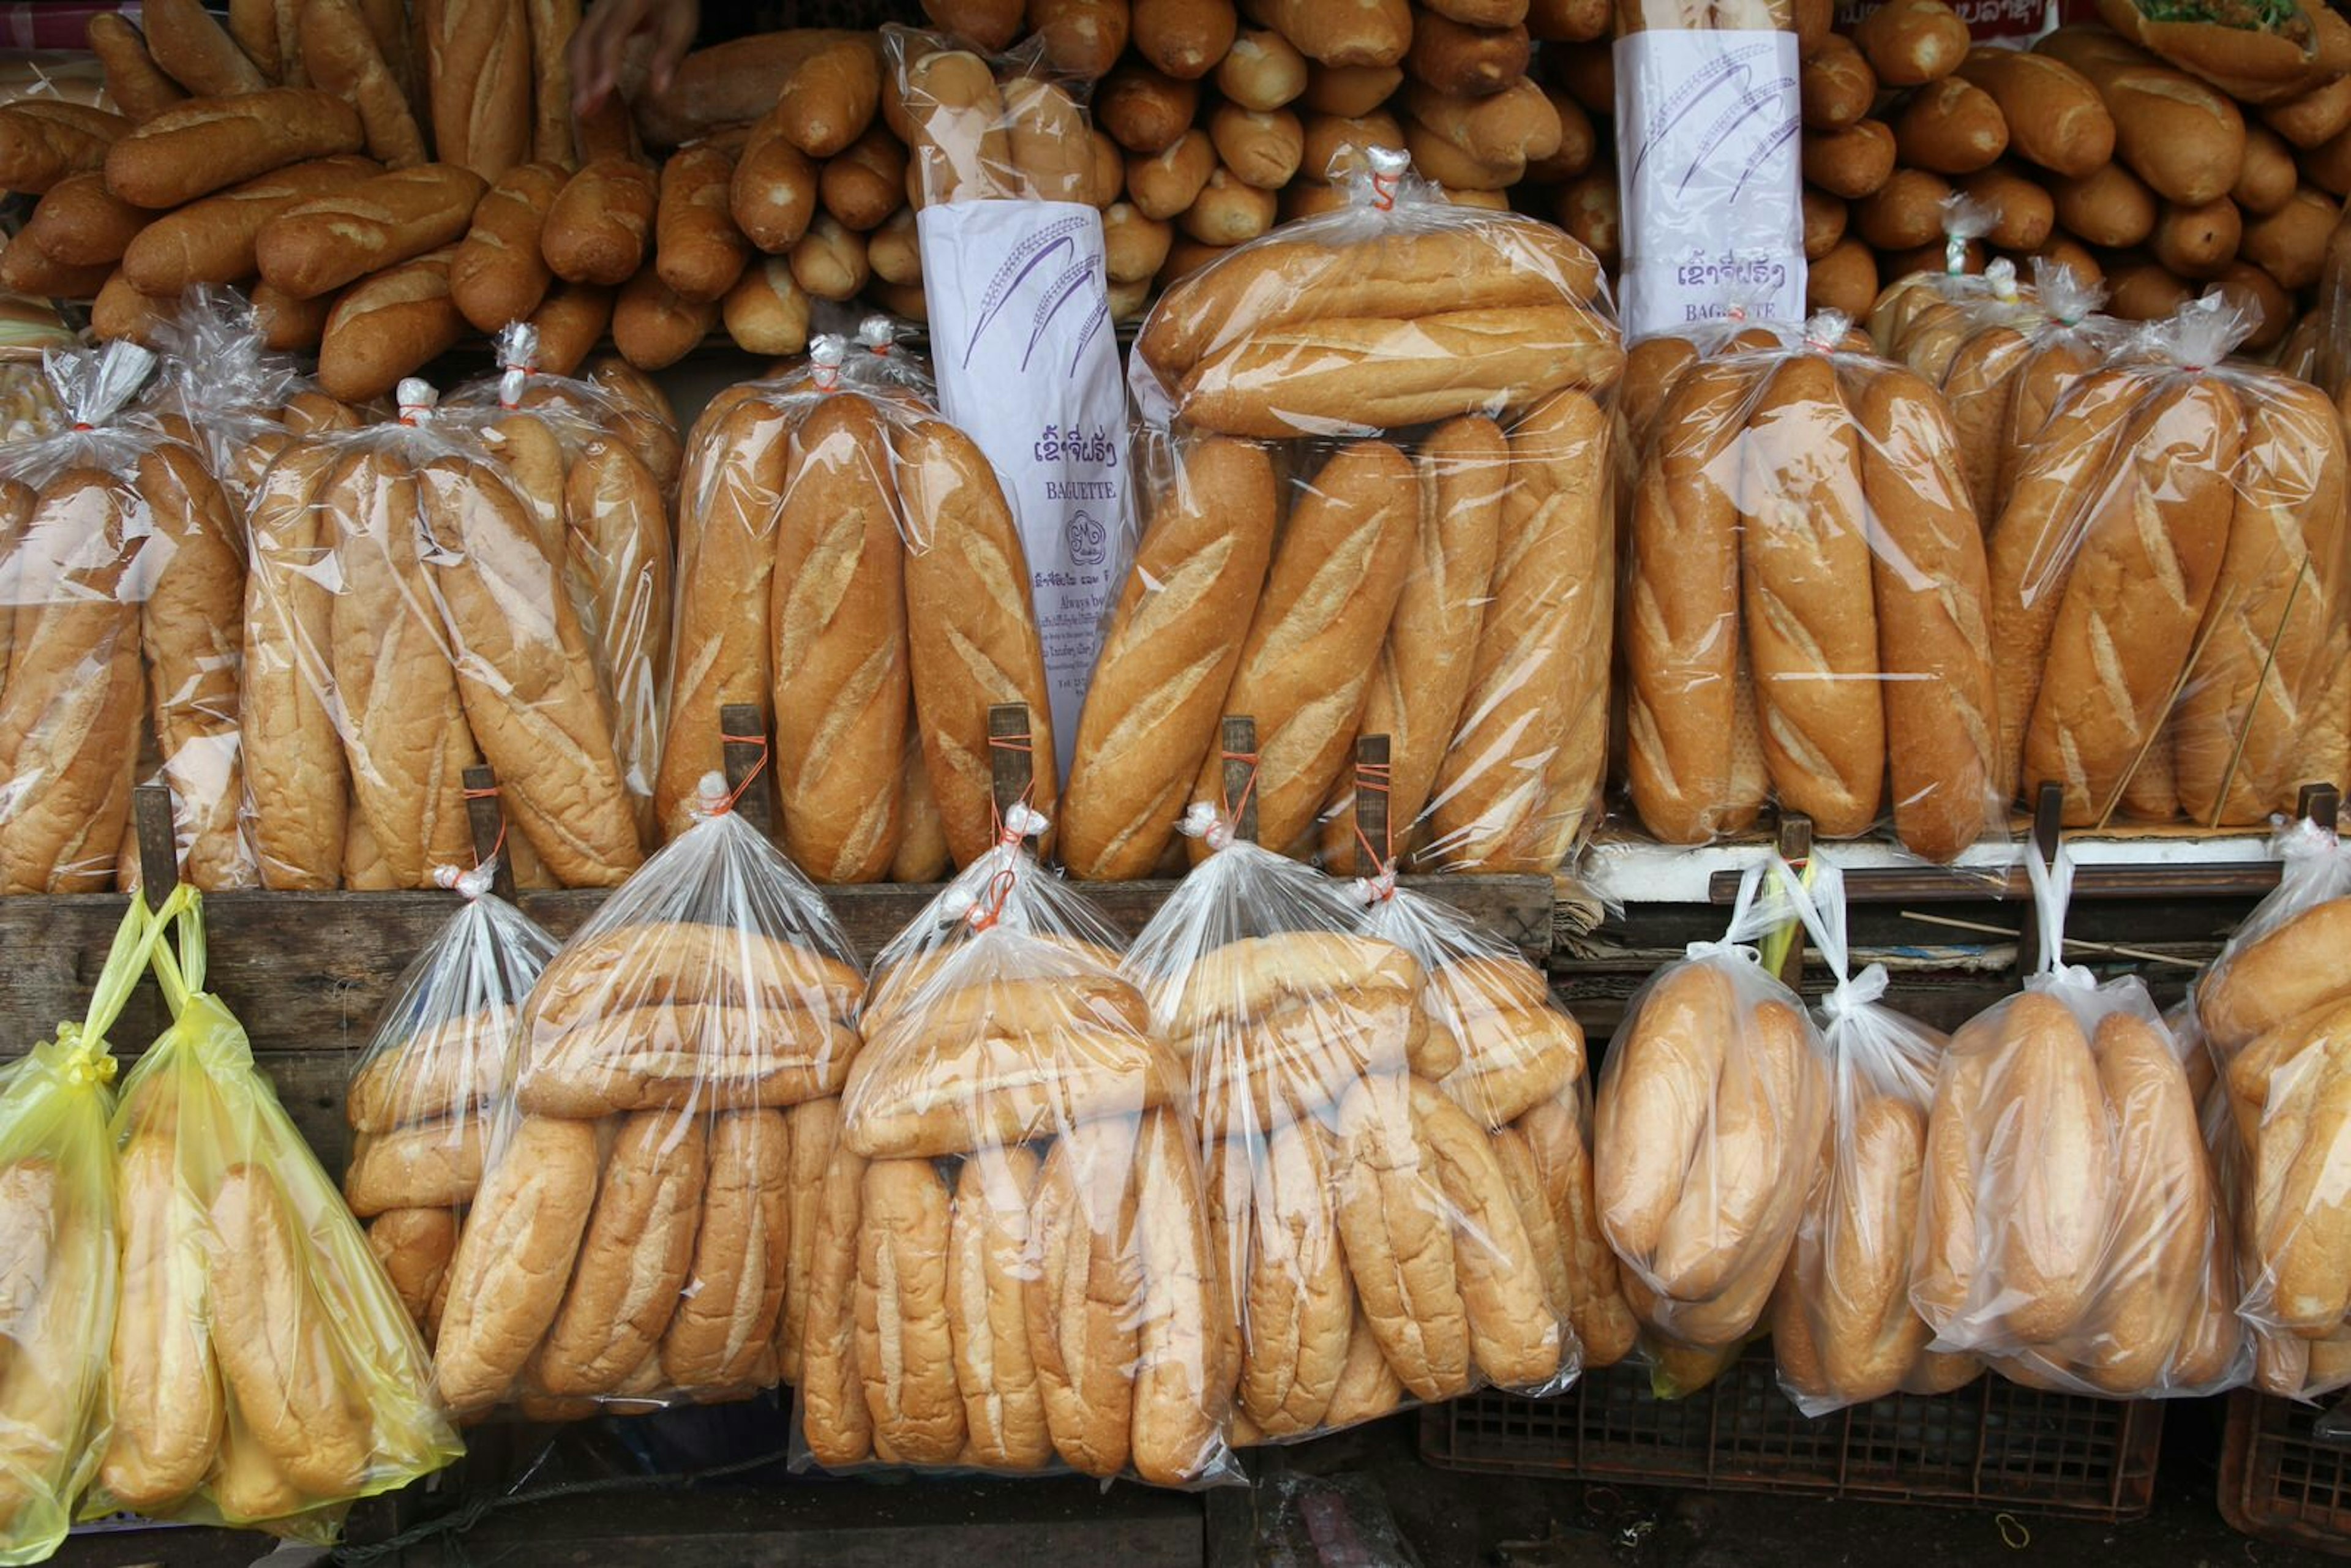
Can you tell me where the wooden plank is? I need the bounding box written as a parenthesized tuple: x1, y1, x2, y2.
(0, 877, 1555, 1059)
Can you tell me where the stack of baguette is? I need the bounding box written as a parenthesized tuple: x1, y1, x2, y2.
(1071, 203, 1618, 877)
(654, 350, 1054, 880)
(1622, 323, 2001, 861)
(1594, 954, 1831, 1371)
(1914, 983, 2240, 1395)
(1987, 301, 2351, 827)
(0, 346, 343, 895)
(805, 926, 1224, 1482)
(1125, 844, 1573, 1442)
(2197, 876, 2351, 1394)
(339, 889, 558, 1346)
(240, 384, 642, 888)
(432, 891, 867, 1418)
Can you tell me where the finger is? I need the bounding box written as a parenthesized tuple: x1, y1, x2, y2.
(648, 1, 697, 96)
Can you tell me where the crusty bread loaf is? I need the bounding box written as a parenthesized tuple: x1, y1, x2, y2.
(894, 416, 1060, 866)
(2022, 379, 2241, 822)
(415, 453, 640, 885)
(302, 0, 429, 167)
(1332, 1073, 1471, 1401)
(1625, 360, 1766, 843)
(0, 470, 145, 895)
(1854, 366, 1998, 862)
(258, 160, 486, 299)
(1128, 1105, 1226, 1484)
(525, 0, 579, 165)
(87, 15, 187, 125)
(98, 1132, 221, 1512)
(1518, 1087, 1637, 1368)
(1412, 1077, 1563, 1389)
(562, 436, 670, 841)
(538, 1113, 705, 1397)
(144, 0, 266, 97)
(120, 153, 378, 294)
(2202, 900, 2351, 1054)
(656, 144, 751, 303)
(854, 1158, 965, 1464)
(1187, 440, 1417, 860)
(1428, 390, 1612, 871)
(843, 1011, 1179, 1160)
(451, 160, 563, 331)
(1063, 437, 1275, 880)
(105, 89, 363, 209)
(659, 1109, 789, 1391)
(318, 246, 466, 402)
(1321, 416, 1503, 868)
(424, 0, 530, 180)
(1227, 1121, 1351, 1436)
(767, 396, 908, 883)
(654, 397, 788, 836)
(1024, 1117, 1141, 1476)
(323, 450, 477, 887)
(795, 1105, 872, 1465)
(241, 440, 348, 889)
(0, 100, 126, 196)
(21, 172, 150, 269)
(946, 1145, 1051, 1468)
(367, 1207, 459, 1338)
(136, 441, 253, 890)
(543, 156, 658, 285)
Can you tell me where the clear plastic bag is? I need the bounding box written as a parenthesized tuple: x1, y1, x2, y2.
(342, 857, 561, 1349)
(429, 776, 864, 1420)
(1862, 195, 2005, 357)
(1593, 866, 1830, 1367)
(443, 323, 675, 849)
(240, 378, 641, 890)
(87, 886, 460, 1537)
(1989, 293, 2351, 827)
(1761, 855, 1980, 1415)
(1621, 309, 2005, 863)
(791, 808, 1234, 1485)
(2198, 814, 2351, 1059)
(0, 897, 170, 1562)
(654, 337, 1057, 879)
(1121, 787, 1577, 1449)
(1911, 846, 2247, 1397)
(1357, 869, 1635, 1372)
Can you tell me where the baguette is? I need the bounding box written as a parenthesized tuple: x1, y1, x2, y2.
(768, 396, 908, 883)
(241, 441, 348, 889)
(1233, 1122, 1351, 1437)
(1854, 367, 1998, 862)
(136, 441, 252, 890)
(1520, 1089, 1637, 1367)
(662, 1109, 790, 1392)
(1987, 994, 2115, 1342)
(22, 173, 149, 269)
(317, 246, 466, 402)
(423, 0, 530, 179)
(528, 279, 614, 375)
(948, 1147, 1051, 1469)
(2038, 26, 2246, 204)
(1129, 1106, 1224, 1484)
(1188, 440, 1417, 859)
(2022, 380, 2240, 822)
(543, 157, 657, 285)
(0, 471, 144, 895)
(145, 0, 268, 96)
(526, 0, 579, 165)
(1427, 391, 1611, 871)
(723, 256, 812, 355)
(656, 145, 750, 303)
(1332, 1074, 1472, 1401)
(732, 111, 820, 252)
(98, 1133, 220, 1512)
(797, 1113, 871, 1466)
(538, 1114, 706, 1396)
(302, 0, 429, 168)
(120, 154, 378, 294)
(105, 90, 362, 209)
(781, 38, 880, 157)
(1062, 437, 1277, 880)
(87, 15, 188, 124)
(563, 435, 670, 839)
(0, 100, 125, 197)
(894, 417, 1060, 867)
(855, 1158, 966, 1465)
(416, 454, 641, 885)
(451, 160, 564, 331)
(257, 161, 487, 298)
(817, 125, 905, 231)
(899, 50, 1015, 206)
(1024, 1119, 1142, 1477)
(1413, 1078, 1562, 1389)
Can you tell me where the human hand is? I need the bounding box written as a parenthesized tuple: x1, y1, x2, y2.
(570, 0, 698, 118)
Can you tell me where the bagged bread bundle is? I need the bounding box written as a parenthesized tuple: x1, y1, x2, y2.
(1622, 309, 2003, 862)
(796, 808, 1232, 1485)
(1093, 162, 1620, 876)
(1593, 868, 1831, 1377)
(1862, 195, 2007, 356)
(1356, 864, 1636, 1373)
(653, 336, 1056, 881)
(1763, 855, 1979, 1414)
(1876, 260, 2123, 527)
(1990, 293, 2351, 827)
(89, 885, 459, 1538)
(1121, 785, 1575, 1446)
(341, 855, 560, 1348)
(2199, 812, 2351, 1062)
(1913, 846, 2246, 1396)
(885, 26, 1131, 778)
(0, 897, 170, 1561)
(429, 778, 864, 1419)
(241, 377, 642, 890)
(442, 323, 674, 848)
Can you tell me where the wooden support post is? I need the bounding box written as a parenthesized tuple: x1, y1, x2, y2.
(988, 703, 1035, 830)
(719, 703, 773, 839)
(133, 784, 176, 913)
(2300, 781, 2341, 835)
(460, 764, 518, 902)
(2017, 781, 2064, 976)
(1773, 811, 1812, 991)
(1221, 716, 1259, 845)
(1353, 733, 1391, 877)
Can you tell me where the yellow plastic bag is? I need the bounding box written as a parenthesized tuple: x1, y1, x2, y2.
(83, 888, 459, 1540)
(0, 895, 173, 1564)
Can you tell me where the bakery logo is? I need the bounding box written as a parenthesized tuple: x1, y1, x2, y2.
(1067, 508, 1107, 568)
(959, 212, 1112, 375)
